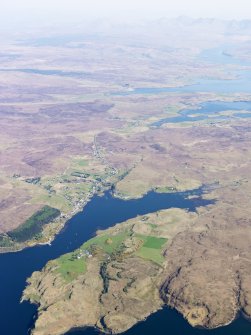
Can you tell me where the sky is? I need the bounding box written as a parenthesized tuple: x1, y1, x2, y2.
(1, 0, 251, 29)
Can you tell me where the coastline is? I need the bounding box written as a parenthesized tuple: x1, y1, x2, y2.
(0, 188, 103, 254)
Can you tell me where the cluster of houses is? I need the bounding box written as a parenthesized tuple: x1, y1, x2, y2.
(77, 249, 92, 259)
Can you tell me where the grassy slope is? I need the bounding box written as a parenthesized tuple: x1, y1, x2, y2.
(136, 235, 167, 265)
(57, 253, 87, 282)
(55, 231, 168, 282)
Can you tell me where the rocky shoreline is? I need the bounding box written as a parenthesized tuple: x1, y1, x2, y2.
(22, 192, 251, 335)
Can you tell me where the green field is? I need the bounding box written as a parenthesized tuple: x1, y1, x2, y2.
(56, 253, 87, 282)
(56, 232, 167, 282)
(136, 247, 165, 265)
(155, 186, 176, 193)
(33, 193, 71, 212)
(82, 232, 130, 254)
(142, 236, 167, 249)
(136, 235, 168, 265)
(76, 159, 89, 167)
(82, 233, 168, 265)
(56, 232, 130, 282)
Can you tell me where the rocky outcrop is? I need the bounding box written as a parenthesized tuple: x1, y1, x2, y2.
(23, 256, 163, 335)
(23, 259, 103, 335)
(160, 206, 251, 329)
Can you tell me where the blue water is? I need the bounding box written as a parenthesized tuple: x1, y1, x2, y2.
(199, 47, 250, 66)
(0, 68, 89, 78)
(68, 307, 251, 335)
(3, 46, 251, 95)
(111, 70, 251, 95)
(112, 46, 251, 96)
(18, 34, 101, 47)
(0, 188, 218, 335)
(152, 100, 251, 126)
(112, 48, 251, 126)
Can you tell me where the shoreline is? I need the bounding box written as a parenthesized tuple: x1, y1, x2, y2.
(0, 190, 97, 254)
(64, 306, 251, 335)
(0, 184, 209, 255)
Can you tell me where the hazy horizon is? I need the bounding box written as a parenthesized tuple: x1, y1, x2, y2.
(1, 0, 251, 31)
